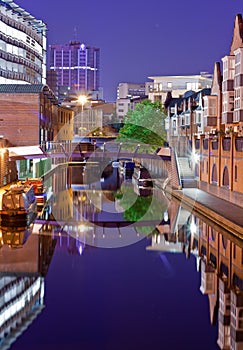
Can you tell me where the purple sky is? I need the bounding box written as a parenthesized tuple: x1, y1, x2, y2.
(16, 0, 243, 102)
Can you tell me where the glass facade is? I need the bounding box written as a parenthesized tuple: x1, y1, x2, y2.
(49, 41, 100, 99)
(0, 1, 47, 84)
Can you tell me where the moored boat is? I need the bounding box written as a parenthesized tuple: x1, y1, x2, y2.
(0, 183, 37, 225)
(25, 178, 47, 209)
(0, 225, 31, 248)
(132, 165, 153, 187)
(118, 160, 135, 179)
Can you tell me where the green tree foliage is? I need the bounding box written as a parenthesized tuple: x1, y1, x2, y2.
(117, 100, 167, 145)
(114, 182, 167, 225)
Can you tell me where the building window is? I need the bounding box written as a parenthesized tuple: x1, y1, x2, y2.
(222, 235, 228, 250)
(233, 244, 236, 259)
(235, 165, 238, 181)
(211, 164, 218, 183)
(222, 166, 229, 187)
(201, 160, 204, 173)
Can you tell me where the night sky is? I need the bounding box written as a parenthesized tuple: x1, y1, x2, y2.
(16, 0, 243, 101)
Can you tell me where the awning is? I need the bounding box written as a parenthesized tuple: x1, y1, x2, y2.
(8, 145, 45, 159)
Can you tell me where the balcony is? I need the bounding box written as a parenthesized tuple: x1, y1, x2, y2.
(203, 139, 208, 150)
(211, 140, 218, 150)
(222, 79, 234, 92)
(235, 137, 243, 152)
(195, 139, 200, 150)
(222, 138, 231, 151)
(204, 116, 217, 127)
(0, 12, 43, 45)
(233, 109, 243, 122)
(222, 112, 233, 124)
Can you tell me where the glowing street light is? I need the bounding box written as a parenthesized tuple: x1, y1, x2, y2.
(78, 95, 88, 111)
(77, 95, 88, 136)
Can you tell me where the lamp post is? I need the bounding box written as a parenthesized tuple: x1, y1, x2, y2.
(77, 95, 88, 136)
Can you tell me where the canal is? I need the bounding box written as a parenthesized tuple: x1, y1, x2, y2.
(1, 161, 242, 350)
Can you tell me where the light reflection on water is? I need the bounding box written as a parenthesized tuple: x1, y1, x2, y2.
(0, 164, 242, 349)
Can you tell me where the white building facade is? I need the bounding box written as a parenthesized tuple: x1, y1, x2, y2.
(0, 0, 47, 85)
(116, 82, 147, 120)
(146, 73, 212, 104)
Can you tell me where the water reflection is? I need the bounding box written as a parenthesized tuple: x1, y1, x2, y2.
(1, 163, 243, 349)
(0, 231, 56, 349)
(43, 164, 167, 248)
(148, 201, 243, 350)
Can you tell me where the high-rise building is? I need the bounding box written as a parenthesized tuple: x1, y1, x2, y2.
(48, 41, 100, 102)
(0, 0, 47, 84)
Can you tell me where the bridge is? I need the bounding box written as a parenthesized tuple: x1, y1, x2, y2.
(7, 141, 171, 161)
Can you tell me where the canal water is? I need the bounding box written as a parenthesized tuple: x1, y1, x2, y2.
(2, 162, 241, 349)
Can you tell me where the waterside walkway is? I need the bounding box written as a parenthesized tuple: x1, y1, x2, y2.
(163, 186, 243, 241)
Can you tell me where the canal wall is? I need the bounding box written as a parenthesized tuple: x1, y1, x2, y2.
(134, 147, 181, 190)
(170, 188, 243, 240)
(199, 181, 243, 209)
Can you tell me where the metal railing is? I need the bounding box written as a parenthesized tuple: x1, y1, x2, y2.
(39, 140, 166, 160)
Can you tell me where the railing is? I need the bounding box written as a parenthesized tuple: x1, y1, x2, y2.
(172, 148, 182, 189)
(39, 141, 168, 160)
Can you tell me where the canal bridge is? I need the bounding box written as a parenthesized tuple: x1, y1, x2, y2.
(7, 141, 171, 161)
(7, 141, 191, 189)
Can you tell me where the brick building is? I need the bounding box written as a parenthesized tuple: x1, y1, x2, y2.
(0, 84, 73, 146)
(0, 84, 73, 178)
(192, 14, 243, 200)
(165, 14, 243, 200)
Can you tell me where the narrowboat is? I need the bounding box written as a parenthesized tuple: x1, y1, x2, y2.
(118, 159, 135, 177)
(132, 165, 153, 187)
(0, 225, 31, 248)
(25, 178, 47, 209)
(0, 183, 37, 225)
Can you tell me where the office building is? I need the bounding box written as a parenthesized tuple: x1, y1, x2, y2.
(0, 0, 47, 84)
(48, 41, 100, 102)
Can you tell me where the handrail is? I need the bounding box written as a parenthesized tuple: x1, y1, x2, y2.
(172, 147, 182, 188)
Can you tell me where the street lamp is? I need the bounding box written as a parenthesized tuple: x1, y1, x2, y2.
(77, 95, 88, 136)
(78, 95, 88, 112)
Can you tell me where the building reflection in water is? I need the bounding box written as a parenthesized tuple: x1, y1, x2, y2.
(42, 164, 167, 248)
(37, 163, 243, 349)
(0, 226, 56, 349)
(148, 201, 243, 350)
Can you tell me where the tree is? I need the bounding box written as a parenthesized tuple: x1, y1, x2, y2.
(117, 100, 167, 145)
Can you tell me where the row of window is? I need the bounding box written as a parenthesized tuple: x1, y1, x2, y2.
(200, 162, 238, 182)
